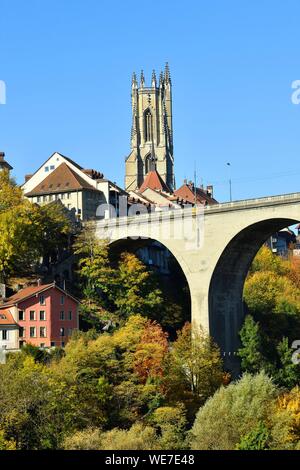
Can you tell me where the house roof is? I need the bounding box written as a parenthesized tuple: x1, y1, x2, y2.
(0, 282, 79, 308)
(0, 309, 17, 326)
(24, 162, 98, 197)
(174, 183, 218, 205)
(139, 170, 171, 193)
(22, 152, 84, 186)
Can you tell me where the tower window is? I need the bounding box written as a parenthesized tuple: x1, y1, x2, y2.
(145, 154, 152, 174)
(144, 109, 153, 142)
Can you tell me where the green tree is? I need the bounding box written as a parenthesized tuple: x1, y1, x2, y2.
(273, 337, 300, 388)
(99, 423, 158, 450)
(113, 252, 163, 319)
(236, 422, 270, 450)
(165, 323, 223, 419)
(238, 315, 267, 373)
(189, 372, 278, 450)
(151, 404, 187, 450)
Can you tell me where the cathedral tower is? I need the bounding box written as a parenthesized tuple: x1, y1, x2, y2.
(125, 63, 175, 191)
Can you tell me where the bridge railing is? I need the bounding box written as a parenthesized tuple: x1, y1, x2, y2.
(95, 191, 300, 228)
(206, 191, 300, 213)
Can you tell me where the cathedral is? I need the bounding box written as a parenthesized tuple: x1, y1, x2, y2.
(125, 63, 175, 192)
(125, 64, 217, 208)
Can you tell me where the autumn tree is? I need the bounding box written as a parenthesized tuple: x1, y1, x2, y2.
(133, 320, 169, 382)
(74, 225, 163, 323)
(0, 170, 72, 281)
(164, 323, 223, 420)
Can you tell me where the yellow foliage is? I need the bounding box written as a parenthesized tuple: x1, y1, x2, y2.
(277, 387, 300, 439)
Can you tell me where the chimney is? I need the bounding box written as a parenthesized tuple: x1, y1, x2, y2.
(206, 185, 213, 197)
(0, 152, 13, 172)
(0, 283, 6, 300)
(25, 174, 33, 183)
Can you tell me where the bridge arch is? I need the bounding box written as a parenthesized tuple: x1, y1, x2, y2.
(108, 237, 192, 333)
(208, 217, 299, 373)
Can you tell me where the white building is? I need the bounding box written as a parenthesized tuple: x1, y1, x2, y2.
(22, 152, 127, 221)
(0, 309, 19, 363)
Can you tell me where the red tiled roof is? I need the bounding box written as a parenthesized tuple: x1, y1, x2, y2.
(0, 283, 80, 308)
(0, 284, 54, 307)
(0, 309, 17, 325)
(24, 163, 97, 197)
(174, 183, 218, 205)
(139, 170, 171, 193)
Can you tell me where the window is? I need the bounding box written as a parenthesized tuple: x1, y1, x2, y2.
(19, 340, 25, 348)
(30, 311, 35, 321)
(55, 194, 59, 201)
(39, 295, 45, 306)
(145, 153, 155, 174)
(49, 195, 53, 201)
(43, 195, 47, 202)
(39, 311, 46, 321)
(50, 165, 55, 170)
(40, 327, 46, 338)
(37, 196, 41, 203)
(40, 343, 45, 348)
(67, 193, 71, 199)
(60, 327, 65, 337)
(59, 311, 65, 321)
(144, 109, 153, 142)
(51, 341, 55, 347)
(45, 166, 49, 172)
(2, 330, 8, 341)
(61, 341, 65, 347)
(60, 296, 65, 305)
(68, 311, 72, 321)
(18, 310, 24, 321)
(19, 327, 25, 338)
(30, 327, 36, 338)
(61, 193, 65, 200)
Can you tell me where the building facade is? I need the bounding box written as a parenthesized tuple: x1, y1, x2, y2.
(125, 64, 174, 192)
(0, 283, 79, 350)
(22, 152, 126, 221)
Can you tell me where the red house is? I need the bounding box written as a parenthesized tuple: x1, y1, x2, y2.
(0, 282, 79, 349)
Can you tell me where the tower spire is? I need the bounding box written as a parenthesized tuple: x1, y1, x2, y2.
(159, 71, 164, 87)
(140, 70, 145, 88)
(132, 72, 137, 89)
(151, 69, 157, 88)
(164, 62, 171, 84)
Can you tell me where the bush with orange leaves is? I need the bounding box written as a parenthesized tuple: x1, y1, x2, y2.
(133, 320, 169, 383)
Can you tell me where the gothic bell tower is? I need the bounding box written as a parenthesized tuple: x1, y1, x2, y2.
(125, 63, 175, 191)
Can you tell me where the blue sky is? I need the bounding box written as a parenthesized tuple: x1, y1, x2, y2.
(1, 0, 300, 202)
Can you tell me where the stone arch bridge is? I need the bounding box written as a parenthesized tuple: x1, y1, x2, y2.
(95, 192, 300, 372)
